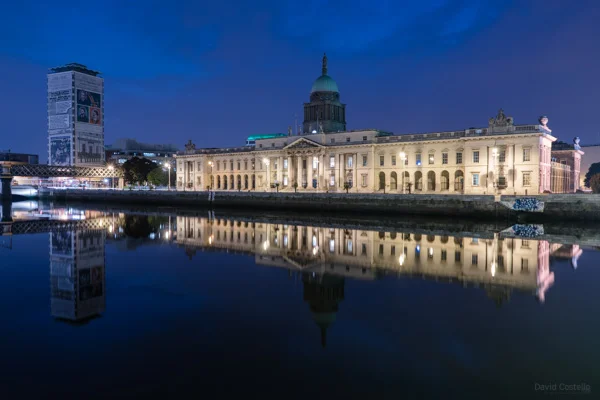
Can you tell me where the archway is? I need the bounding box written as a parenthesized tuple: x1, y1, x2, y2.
(244, 175, 248, 190)
(237, 175, 241, 190)
(441, 170, 450, 191)
(427, 171, 436, 191)
(252, 174, 256, 190)
(379, 172, 386, 190)
(455, 170, 464, 192)
(415, 171, 423, 191)
(230, 174, 234, 190)
(390, 172, 397, 190)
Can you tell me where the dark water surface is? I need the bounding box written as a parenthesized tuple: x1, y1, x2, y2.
(0, 204, 598, 399)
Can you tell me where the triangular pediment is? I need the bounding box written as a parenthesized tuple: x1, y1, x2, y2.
(284, 137, 323, 150)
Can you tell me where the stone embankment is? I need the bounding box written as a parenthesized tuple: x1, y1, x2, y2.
(37, 189, 600, 222)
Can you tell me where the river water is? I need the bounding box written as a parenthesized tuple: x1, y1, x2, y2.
(0, 202, 598, 398)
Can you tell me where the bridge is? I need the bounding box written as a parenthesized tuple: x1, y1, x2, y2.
(0, 162, 123, 198)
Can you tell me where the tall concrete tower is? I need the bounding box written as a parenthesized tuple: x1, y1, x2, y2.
(47, 63, 105, 166)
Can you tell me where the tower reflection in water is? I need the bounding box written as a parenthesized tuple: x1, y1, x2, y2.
(49, 225, 106, 324)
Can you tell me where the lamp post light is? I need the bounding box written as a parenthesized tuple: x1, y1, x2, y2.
(164, 162, 171, 191)
(263, 158, 270, 191)
(399, 151, 406, 194)
(208, 161, 213, 189)
(107, 164, 115, 190)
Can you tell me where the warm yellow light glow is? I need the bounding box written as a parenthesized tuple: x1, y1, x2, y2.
(399, 151, 406, 159)
(312, 247, 318, 256)
(164, 230, 170, 239)
(428, 248, 433, 257)
(263, 240, 269, 251)
(108, 225, 114, 233)
(107, 165, 114, 171)
(263, 158, 270, 166)
(398, 254, 405, 266)
(164, 162, 171, 169)
(208, 235, 213, 245)
(491, 261, 496, 277)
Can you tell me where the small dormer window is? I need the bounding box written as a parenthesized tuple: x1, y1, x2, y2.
(259, 144, 263, 148)
(363, 136, 367, 141)
(346, 137, 350, 142)
(271, 143, 275, 147)
(330, 138, 335, 144)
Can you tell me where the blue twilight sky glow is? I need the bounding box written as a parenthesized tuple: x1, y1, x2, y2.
(0, 0, 599, 160)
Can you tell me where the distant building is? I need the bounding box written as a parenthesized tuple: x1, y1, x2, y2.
(245, 133, 288, 147)
(105, 138, 179, 166)
(47, 63, 105, 167)
(0, 151, 39, 164)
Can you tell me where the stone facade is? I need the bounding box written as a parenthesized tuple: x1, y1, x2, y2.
(176, 110, 560, 196)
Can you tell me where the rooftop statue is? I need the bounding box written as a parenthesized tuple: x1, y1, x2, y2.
(489, 108, 514, 128)
(539, 115, 552, 133)
(573, 136, 581, 150)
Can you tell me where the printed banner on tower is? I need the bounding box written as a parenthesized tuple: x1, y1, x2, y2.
(49, 136, 72, 166)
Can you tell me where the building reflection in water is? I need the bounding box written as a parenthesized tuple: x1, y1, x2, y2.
(176, 216, 582, 308)
(49, 225, 106, 324)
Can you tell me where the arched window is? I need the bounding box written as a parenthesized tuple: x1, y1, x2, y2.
(223, 175, 227, 189)
(441, 171, 450, 191)
(427, 171, 436, 191)
(390, 171, 397, 190)
(415, 171, 423, 191)
(237, 175, 241, 190)
(230, 174, 234, 189)
(379, 172, 386, 190)
(455, 170, 464, 192)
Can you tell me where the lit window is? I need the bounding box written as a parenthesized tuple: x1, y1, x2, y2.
(391, 155, 396, 166)
(330, 156, 335, 168)
(347, 156, 353, 168)
(442, 153, 448, 164)
(330, 138, 335, 144)
(362, 136, 367, 141)
(472, 254, 478, 266)
(416, 153, 421, 166)
(362, 155, 367, 167)
(361, 174, 367, 186)
(523, 148, 531, 162)
(237, 161, 241, 170)
(428, 154, 434, 165)
(456, 152, 463, 164)
(347, 240, 353, 253)
(499, 150, 506, 162)
(380, 155, 384, 166)
(498, 176, 506, 186)
(283, 176, 288, 186)
(346, 137, 350, 142)
(330, 175, 335, 186)
(329, 239, 335, 253)
(283, 158, 288, 169)
(472, 173, 480, 186)
(473, 151, 479, 163)
(523, 172, 531, 186)
(313, 157, 318, 169)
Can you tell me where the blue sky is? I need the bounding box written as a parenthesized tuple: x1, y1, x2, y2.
(0, 0, 598, 160)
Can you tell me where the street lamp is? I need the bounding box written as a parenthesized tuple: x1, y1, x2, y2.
(107, 164, 115, 190)
(399, 151, 406, 194)
(208, 161, 213, 189)
(164, 162, 171, 191)
(263, 158, 270, 191)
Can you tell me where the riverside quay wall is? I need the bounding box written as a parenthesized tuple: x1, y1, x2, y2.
(37, 190, 600, 222)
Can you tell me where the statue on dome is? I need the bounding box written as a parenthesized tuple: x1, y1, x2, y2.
(538, 115, 552, 133)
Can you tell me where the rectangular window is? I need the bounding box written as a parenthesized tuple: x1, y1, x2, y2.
(521, 258, 529, 271)
(472, 254, 478, 266)
(379, 244, 384, 256)
(391, 155, 396, 166)
(362, 155, 367, 167)
(361, 174, 367, 187)
(330, 175, 335, 186)
(237, 161, 241, 170)
(217, 161, 220, 171)
(472, 173, 480, 186)
(330, 138, 335, 144)
(456, 152, 463, 164)
(363, 136, 367, 141)
(330, 156, 335, 168)
(498, 176, 506, 187)
(441, 250, 447, 262)
(428, 154, 434, 165)
(455, 251, 461, 262)
(523, 172, 531, 186)
(404, 157, 408, 166)
(391, 245, 395, 256)
(313, 157, 318, 170)
(283, 176, 288, 186)
(283, 158, 288, 169)
(302, 159, 307, 169)
(442, 153, 448, 164)
(347, 156, 353, 168)
(361, 243, 367, 255)
(416, 153, 421, 166)
(346, 137, 350, 142)
(523, 148, 531, 162)
(198, 162, 202, 170)
(380, 155, 384, 166)
(473, 151, 480, 163)
(230, 161, 234, 170)
(499, 150, 506, 163)
(244, 161, 248, 170)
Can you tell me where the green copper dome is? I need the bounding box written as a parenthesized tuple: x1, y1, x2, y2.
(311, 74, 339, 93)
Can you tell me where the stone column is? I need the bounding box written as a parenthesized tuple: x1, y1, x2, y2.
(297, 155, 302, 189)
(277, 156, 283, 186)
(354, 153, 358, 192)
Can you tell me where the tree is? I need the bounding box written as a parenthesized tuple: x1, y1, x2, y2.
(590, 174, 600, 193)
(584, 162, 600, 188)
(122, 157, 156, 185)
(147, 167, 168, 187)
